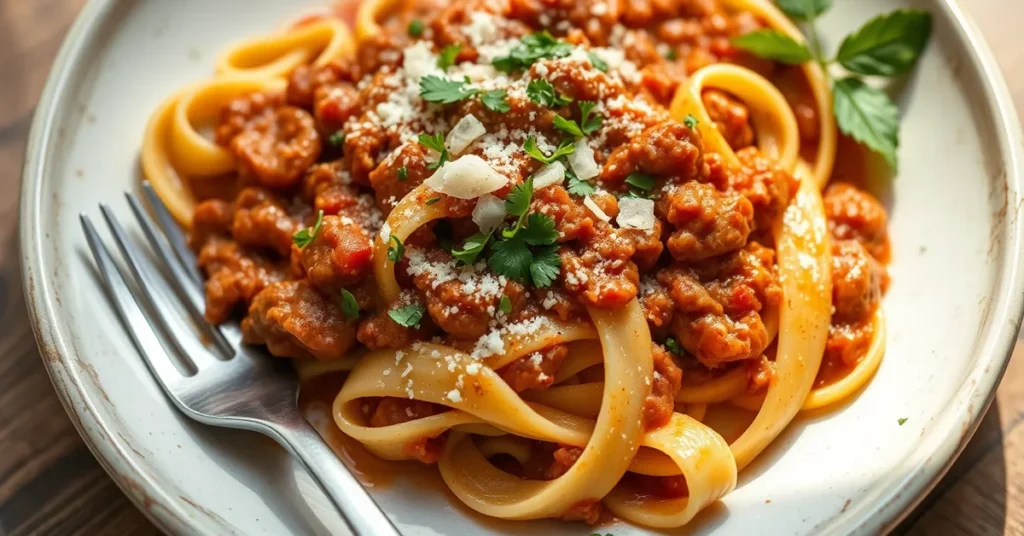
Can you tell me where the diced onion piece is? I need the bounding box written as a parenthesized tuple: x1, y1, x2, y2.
(403, 42, 437, 80)
(424, 155, 508, 199)
(446, 115, 486, 156)
(616, 197, 655, 231)
(583, 196, 611, 222)
(532, 161, 566, 190)
(472, 194, 507, 233)
(568, 139, 599, 181)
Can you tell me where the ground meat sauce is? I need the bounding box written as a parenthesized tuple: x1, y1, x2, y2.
(187, 0, 890, 523)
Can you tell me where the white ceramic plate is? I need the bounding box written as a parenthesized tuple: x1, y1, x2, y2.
(20, 0, 1024, 534)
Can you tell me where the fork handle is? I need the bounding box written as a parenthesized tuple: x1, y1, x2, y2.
(275, 420, 403, 536)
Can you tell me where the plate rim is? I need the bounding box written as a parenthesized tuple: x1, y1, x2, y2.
(18, 0, 1024, 534)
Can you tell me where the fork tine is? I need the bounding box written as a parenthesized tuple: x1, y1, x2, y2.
(126, 192, 234, 358)
(98, 204, 218, 372)
(142, 181, 203, 284)
(81, 214, 194, 382)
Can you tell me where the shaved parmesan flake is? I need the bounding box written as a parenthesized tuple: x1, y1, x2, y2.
(472, 194, 507, 233)
(583, 196, 611, 222)
(617, 197, 655, 230)
(568, 139, 599, 181)
(446, 114, 486, 155)
(425, 155, 508, 199)
(532, 161, 565, 189)
(402, 42, 437, 81)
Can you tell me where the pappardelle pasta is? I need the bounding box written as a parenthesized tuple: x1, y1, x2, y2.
(143, 0, 896, 528)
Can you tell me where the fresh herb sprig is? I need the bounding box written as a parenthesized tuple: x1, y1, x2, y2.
(493, 31, 573, 72)
(732, 3, 931, 168)
(292, 210, 324, 248)
(523, 137, 575, 165)
(417, 133, 450, 170)
(527, 79, 573, 108)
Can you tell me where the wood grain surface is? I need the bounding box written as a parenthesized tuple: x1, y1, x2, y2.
(0, 1, 1020, 535)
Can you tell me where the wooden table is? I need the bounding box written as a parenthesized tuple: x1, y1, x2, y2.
(0, 1, 1021, 535)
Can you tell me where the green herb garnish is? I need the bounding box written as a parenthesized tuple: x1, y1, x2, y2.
(481, 89, 511, 113)
(492, 31, 573, 72)
(527, 79, 572, 108)
(683, 114, 699, 130)
(426, 196, 442, 206)
(328, 131, 345, 147)
(389, 304, 426, 328)
(419, 75, 480, 104)
(898, 417, 908, 426)
(408, 19, 425, 38)
(452, 232, 491, 264)
(340, 289, 360, 320)
(397, 166, 409, 181)
(291, 210, 324, 249)
(664, 338, 684, 355)
(523, 136, 575, 165)
(417, 133, 450, 170)
(387, 235, 404, 262)
(499, 294, 512, 314)
(587, 51, 608, 72)
(437, 43, 462, 70)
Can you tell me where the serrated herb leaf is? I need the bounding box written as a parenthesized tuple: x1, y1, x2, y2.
(578, 101, 603, 135)
(340, 289, 360, 320)
(389, 304, 425, 328)
(419, 75, 480, 104)
(452, 232, 490, 264)
(292, 210, 324, 248)
(387, 235, 404, 262)
(437, 43, 462, 70)
(488, 235, 533, 282)
(566, 175, 596, 197)
(527, 79, 573, 108)
(418, 133, 450, 170)
(836, 10, 932, 76)
(523, 136, 576, 165)
(504, 176, 533, 217)
(481, 89, 510, 113)
(553, 115, 585, 138)
(520, 213, 558, 246)
(732, 30, 812, 65)
(625, 172, 656, 192)
(774, 0, 832, 21)
(493, 31, 573, 72)
(529, 245, 561, 288)
(587, 51, 608, 72)
(833, 77, 899, 168)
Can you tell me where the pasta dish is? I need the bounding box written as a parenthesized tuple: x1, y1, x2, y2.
(141, 0, 920, 528)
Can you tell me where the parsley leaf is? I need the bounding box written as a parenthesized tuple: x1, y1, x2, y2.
(587, 51, 608, 72)
(389, 304, 426, 328)
(836, 10, 932, 76)
(832, 77, 899, 168)
(732, 30, 813, 64)
(488, 235, 533, 281)
(774, 0, 831, 21)
(425, 196, 442, 205)
(437, 43, 462, 70)
(625, 172, 656, 193)
(481, 89, 511, 113)
(292, 210, 324, 248)
(684, 114, 699, 129)
(897, 417, 908, 426)
(418, 133, 450, 170)
(397, 166, 408, 181)
(408, 19, 425, 37)
(566, 175, 597, 197)
(523, 136, 576, 165)
(520, 213, 558, 246)
(665, 48, 679, 61)
(387, 235, 404, 262)
(493, 31, 573, 72)
(419, 75, 480, 104)
(664, 337, 684, 355)
(340, 289, 360, 319)
(502, 176, 534, 238)
(578, 101, 603, 135)
(452, 232, 491, 264)
(499, 294, 512, 314)
(328, 131, 345, 147)
(529, 245, 561, 288)
(526, 79, 572, 108)
(553, 115, 585, 137)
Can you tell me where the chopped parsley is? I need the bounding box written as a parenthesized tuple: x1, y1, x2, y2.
(291, 210, 324, 249)
(587, 51, 608, 72)
(528, 246, 561, 288)
(419, 75, 480, 104)
(578, 101, 603, 135)
(898, 417, 908, 426)
(566, 175, 596, 197)
(340, 289, 360, 320)
(452, 232, 491, 264)
(389, 304, 426, 329)
(492, 31, 573, 72)
(625, 172, 656, 194)
(488, 236, 534, 282)
(386, 235, 404, 262)
(397, 166, 409, 181)
(417, 133, 450, 170)
(520, 212, 558, 244)
(437, 43, 462, 70)
(486, 179, 562, 287)
(664, 337, 684, 355)
(499, 294, 512, 314)
(665, 48, 679, 61)
(407, 19, 425, 38)
(501, 176, 534, 238)
(553, 115, 584, 138)
(425, 196, 442, 206)
(523, 136, 575, 165)
(328, 130, 345, 147)
(684, 114, 699, 129)
(526, 79, 572, 108)
(481, 89, 511, 113)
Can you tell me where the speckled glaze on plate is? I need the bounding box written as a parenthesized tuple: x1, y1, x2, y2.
(19, 0, 1024, 534)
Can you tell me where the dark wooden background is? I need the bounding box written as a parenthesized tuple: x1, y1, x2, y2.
(0, 1, 1021, 534)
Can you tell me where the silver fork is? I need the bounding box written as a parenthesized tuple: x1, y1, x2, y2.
(80, 182, 401, 536)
